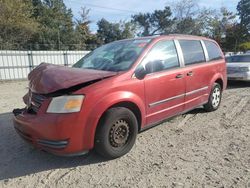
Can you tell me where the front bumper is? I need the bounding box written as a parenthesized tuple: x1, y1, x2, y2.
(227, 72, 250, 81)
(13, 108, 89, 156)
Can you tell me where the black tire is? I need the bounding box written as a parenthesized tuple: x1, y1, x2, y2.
(94, 107, 138, 159)
(204, 83, 222, 112)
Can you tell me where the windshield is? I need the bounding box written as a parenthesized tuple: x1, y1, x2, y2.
(226, 55, 250, 63)
(73, 39, 151, 71)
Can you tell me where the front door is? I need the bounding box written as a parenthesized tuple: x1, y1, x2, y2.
(140, 40, 186, 126)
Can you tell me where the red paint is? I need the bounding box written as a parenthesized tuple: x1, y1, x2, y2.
(13, 35, 227, 156)
(28, 63, 117, 94)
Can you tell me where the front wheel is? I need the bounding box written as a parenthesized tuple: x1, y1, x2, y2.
(204, 83, 222, 112)
(94, 107, 138, 159)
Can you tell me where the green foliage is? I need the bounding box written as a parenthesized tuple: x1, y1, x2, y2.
(132, 6, 173, 36)
(237, 0, 250, 31)
(175, 17, 197, 34)
(222, 24, 241, 51)
(29, 0, 76, 50)
(0, 0, 249, 52)
(0, 0, 38, 49)
(73, 7, 93, 50)
(205, 7, 237, 50)
(236, 0, 250, 49)
(239, 42, 250, 51)
(170, 0, 199, 34)
(97, 19, 135, 44)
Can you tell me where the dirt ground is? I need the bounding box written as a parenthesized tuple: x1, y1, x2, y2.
(0, 80, 250, 188)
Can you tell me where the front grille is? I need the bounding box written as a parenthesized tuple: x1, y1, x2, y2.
(227, 67, 249, 74)
(27, 91, 46, 114)
(227, 67, 238, 74)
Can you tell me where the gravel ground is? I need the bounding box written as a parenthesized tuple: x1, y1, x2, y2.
(0, 80, 250, 188)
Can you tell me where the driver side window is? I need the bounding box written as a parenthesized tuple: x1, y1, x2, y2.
(141, 40, 180, 74)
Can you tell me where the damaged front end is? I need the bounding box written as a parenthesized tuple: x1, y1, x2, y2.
(13, 63, 117, 116)
(12, 63, 117, 156)
(13, 78, 105, 116)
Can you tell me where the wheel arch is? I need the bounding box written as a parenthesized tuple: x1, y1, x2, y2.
(215, 78, 223, 89)
(105, 101, 142, 131)
(210, 73, 226, 92)
(83, 92, 146, 150)
(92, 101, 143, 151)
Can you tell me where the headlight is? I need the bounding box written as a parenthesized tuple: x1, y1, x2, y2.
(47, 95, 84, 113)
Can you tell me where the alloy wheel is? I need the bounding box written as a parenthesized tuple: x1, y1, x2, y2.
(212, 87, 221, 108)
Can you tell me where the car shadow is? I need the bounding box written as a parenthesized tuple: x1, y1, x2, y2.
(227, 80, 250, 89)
(187, 107, 207, 114)
(0, 112, 107, 180)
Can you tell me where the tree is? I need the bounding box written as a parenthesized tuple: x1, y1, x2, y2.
(223, 24, 244, 52)
(237, 0, 250, 50)
(239, 42, 250, 51)
(194, 8, 215, 35)
(74, 7, 94, 50)
(0, 0, 38, 49)
(175, 17, 197, 34)
(193, 6, 240, 51)
(206, 7, 237, 46)
(237, 0, 250, 32)
(132, 6, 173, 36)
(131, 13, 150, 36)
(30, 0, 76, 50)
(170, 0, 210, 35)
(97, 19, 135, 44)
(171, 0, 199, 19)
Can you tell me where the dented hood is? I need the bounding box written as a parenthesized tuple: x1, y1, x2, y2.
(28, 63, 117, 94)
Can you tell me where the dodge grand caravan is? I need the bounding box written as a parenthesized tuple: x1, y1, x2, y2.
(13, 35, 227, 159)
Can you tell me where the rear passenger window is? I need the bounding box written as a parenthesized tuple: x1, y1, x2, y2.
(141, 40, 180, 73)
(204, 41, 223, 61)
(179, 40, 205, 65)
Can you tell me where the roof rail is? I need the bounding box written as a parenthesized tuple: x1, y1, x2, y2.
(168, 34, 202, 37)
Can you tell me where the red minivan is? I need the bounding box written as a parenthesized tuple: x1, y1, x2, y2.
(13, 35, 227, 159)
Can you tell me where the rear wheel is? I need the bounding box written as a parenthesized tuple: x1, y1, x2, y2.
(94, 107, 138, 159)
(204, 83, 222, 112)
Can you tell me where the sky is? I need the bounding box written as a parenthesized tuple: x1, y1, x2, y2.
(64, 0, 240, 32)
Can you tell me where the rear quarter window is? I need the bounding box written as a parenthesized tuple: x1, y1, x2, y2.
(179, 40, 205, 65)
(204, 40, 223, 61)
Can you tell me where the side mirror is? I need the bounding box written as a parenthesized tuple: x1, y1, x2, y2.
(134, 66, 147, 80)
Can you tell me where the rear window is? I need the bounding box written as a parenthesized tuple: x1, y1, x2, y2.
(226, 55, 250, 63)
(204, 40, 223, 61)
(179, 40, 205, 65)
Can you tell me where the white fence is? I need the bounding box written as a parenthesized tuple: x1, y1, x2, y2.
(0, 50, 90, 81)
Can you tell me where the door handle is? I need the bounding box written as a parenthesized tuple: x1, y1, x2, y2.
(187, 71, 193, 76)
(176, 74, 183, 79)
